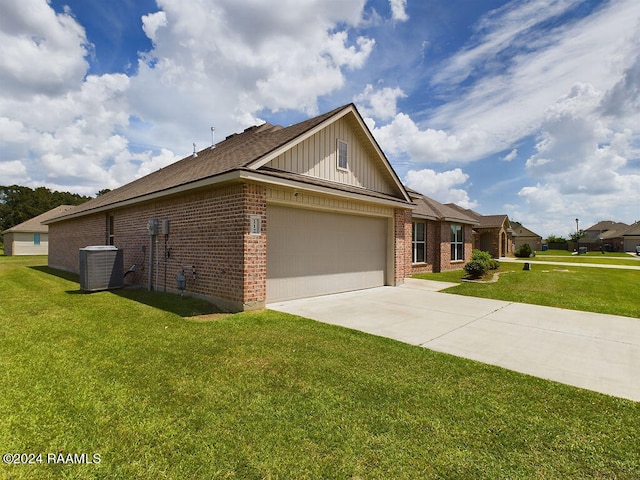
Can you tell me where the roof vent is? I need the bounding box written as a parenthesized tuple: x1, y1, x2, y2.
(192, 143, 198, 158)
(210, 127, 215, 149)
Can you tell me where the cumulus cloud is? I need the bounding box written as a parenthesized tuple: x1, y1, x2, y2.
(389, 0, 409, 22)
(128, 0, 376, 153)
(516, 79, 640, 236)
(370, 113, 486, 163)
(0, 0, 377, 194)
(0, 0, 89, 98)
(404, 168, 477, 209)
(354, 84, 406, 121)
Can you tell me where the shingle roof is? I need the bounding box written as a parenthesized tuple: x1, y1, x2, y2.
(2, 205, 74, 234)
(511, 221, 541, 238)
(586, 220, 628, 232)
(406, 189, 478, 224)
(48, 104, 355, 222)
(442, 204, 510, 228)
(622, 221, 640, 236)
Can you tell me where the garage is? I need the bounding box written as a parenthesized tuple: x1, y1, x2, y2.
(266, 205, 389, 302)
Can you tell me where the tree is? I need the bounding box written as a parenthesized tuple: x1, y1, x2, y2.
(545, 234, 566, 243)
(568, 230, 585, 242)
(0, 185, 91, 232)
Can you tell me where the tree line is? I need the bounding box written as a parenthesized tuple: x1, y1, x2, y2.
(0, 185, 92, 233)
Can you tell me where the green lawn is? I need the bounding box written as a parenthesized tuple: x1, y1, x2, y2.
(414, 263, 640, 318)
(1, 256, 639, 479)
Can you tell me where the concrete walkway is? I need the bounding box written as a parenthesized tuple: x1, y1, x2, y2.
(499, 257, 640, 270)
(268, 279, 640, 402)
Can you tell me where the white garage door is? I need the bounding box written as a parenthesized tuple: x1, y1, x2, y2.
(267, 205, 388, 302)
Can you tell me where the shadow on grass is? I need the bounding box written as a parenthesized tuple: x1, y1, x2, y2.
(29, 266, 222, 318)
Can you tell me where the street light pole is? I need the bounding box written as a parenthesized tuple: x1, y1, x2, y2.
(575, 218, 579, 254)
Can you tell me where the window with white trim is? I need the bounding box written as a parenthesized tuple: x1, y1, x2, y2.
(337, 139, 348, 170)
(450, 224, 463, 261)
(412, 221, 426, 263)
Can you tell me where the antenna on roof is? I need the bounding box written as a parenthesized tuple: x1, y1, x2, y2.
(210, 127, 215, 149)
(192, 143, 198, 158)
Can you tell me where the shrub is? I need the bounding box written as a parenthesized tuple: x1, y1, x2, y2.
(463, 250, 498, 278)
(515, 243, 534, 258)
(464, 259, 488, 278)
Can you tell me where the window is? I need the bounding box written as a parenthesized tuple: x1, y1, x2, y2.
(33, 233, 40, 245)
(412, 221, 426, 263)
(450, 225, 463, 261)
(108, 215, 115, 245)
(337, 139, 348, 170)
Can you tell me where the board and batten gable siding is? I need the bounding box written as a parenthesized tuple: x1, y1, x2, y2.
(266, 117, 395, 195)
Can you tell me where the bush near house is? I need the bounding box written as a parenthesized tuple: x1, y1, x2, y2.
(463, 250, 500, 279)
(515, 243, 535, 258)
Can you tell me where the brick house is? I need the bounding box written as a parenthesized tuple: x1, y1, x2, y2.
(407, 189, 477, 274)
(47, 104, 419, 311)
(444, 205, 514, 258)
(46, 104, 479, 311)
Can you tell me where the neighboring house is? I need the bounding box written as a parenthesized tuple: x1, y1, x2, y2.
(46, 104, 418, 311)
(408, 189, 477, 274)
(621, 221, 640, 252)
(2, 205, 74, 256)
(444, 205, 514, 258)
(510, 221, 542, 251)
(583, 220, 629, 252)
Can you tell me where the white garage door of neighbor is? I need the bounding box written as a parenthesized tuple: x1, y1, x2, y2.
(267, 205, 388, 302)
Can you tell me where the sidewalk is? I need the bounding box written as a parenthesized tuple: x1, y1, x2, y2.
(499, 257, 640, 270)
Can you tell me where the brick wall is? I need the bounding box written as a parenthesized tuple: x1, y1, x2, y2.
(48, 215, 107, 272)
(394, 208, 412, 284)
(48, 182, 267, 312)
(241, 183, 267, 309)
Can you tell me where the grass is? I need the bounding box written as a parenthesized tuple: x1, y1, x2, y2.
(1, 256, 639, 479)
(414, 262, 640, 318)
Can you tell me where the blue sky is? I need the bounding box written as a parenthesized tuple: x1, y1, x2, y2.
(1, 0, 638, 238)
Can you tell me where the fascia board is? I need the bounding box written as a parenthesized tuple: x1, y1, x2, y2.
(44, 171, 244, 224)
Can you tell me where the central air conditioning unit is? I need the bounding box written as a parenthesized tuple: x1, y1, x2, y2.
(79, 246, 124, 292)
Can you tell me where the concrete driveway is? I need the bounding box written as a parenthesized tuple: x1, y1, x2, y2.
(268, 279, 640, 402)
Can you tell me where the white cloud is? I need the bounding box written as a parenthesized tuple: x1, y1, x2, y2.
(503, 149, 518, 161)
(389, 0, 409, 22)
(0, 0, 89, 98)
(128, 0, 376, 152)
(412, 0, 640, 163)
(0, 0, 377, 194)
(354, 84, 406, 120)
(431, 0, 583, 86)
(0, 160, 28, 184)
(370, 113, 485, 163)
(515, 77, 640, 237)
(404, 168, 477, 209)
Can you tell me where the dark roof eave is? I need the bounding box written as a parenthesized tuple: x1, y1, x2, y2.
(47, 168, 413, 224)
